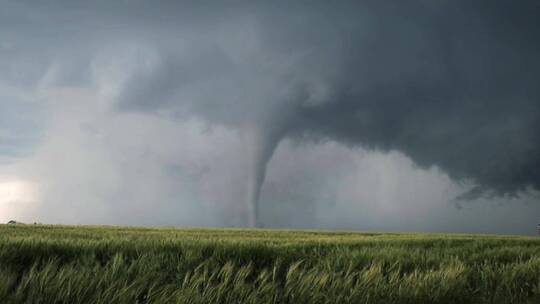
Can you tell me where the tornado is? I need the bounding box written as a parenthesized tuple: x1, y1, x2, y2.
(244, 124, 285, 227)
(243, 96, 301, 227)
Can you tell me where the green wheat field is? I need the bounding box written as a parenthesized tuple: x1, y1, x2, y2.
(0, 225, 539, 303)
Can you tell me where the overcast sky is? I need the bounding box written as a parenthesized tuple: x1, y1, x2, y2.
(1, 1, 539, 235)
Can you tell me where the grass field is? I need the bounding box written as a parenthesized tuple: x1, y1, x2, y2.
(0, 225, 539, 303)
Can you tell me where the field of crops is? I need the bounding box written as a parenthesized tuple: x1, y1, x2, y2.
(0, 225, 539, 303)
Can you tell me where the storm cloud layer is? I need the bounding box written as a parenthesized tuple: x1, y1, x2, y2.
(110, 1, 540, 221)
(1, 1, 539, 231)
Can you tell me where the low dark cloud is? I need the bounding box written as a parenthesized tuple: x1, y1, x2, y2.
(106, 1, 540, 206)
(290, 1, 540, 198)
(1, 0, 539, 230)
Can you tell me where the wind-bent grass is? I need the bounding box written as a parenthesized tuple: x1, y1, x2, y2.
(0, 225, 539, 303)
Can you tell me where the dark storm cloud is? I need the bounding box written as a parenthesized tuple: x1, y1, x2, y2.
(289, 1, 540, 197)
(99, 1, 540, 199)
(2, 0, 539, 229)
